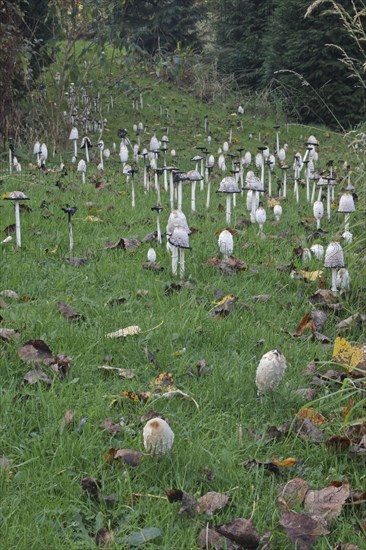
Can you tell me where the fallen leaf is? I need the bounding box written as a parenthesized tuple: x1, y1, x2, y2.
(303, 480, 350, 521)
(336, 314, 360, 332)
(105, 236, 141, 251)
(279, 478, 309, 508)
(332, 337, 366, 371)
(297, 408, 325, 426)
(151, 372, 175, 393)
(100, 418, 122, 434)
(279, 510, 329, 549)
(142, 261, 163, 271)
(216, 518, 261, 548)
(81, 477, 100, 499)
(197, 527, 238, 549)
(205, 256, 247, 273)
(111, 448, 143, 467)
(311, 310, 328, 332)
(196, 492, 229, 515)
(46, 354, 72, 379)
(106, 325, 141, 338)
(164, 281, 195, 294)
(211, 295, 237, 318)
(120, 390, 151, 403)
(63, 410, 75, 427)
(325, 435, 351, 451)
(0, 328, 20, 342)
(57, 301, 85, 321)
(143, 230, 158, 243)
(107, 297, 127, 306)
(271, 456, 297, 467)
(98, 365, 135, 379)
(296, 313, 314, 335)
(23, 366, 52, 386)
(297, 270, 324, 282)
(309, 289, 340, 305)
(95, 527, 114, 547)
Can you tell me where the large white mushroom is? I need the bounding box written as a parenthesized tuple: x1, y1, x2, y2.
(77, 159, 86, 183)
(336, 268, 350, 292)
(143, 417, 174, 457)
(168, 225, 190, 277)
(69, 127, 79, 158)
(255, 350, 287, 395)
(255, 204, 267, 239)
(218, 230, 233, 259)
(313, 200, 324, 230)
(324, 242, 345, 292)
(338, 192, 355, 232)
(310, 244, 324, 260)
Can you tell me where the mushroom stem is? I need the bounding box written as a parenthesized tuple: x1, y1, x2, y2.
(68, 217, 74, 258)
(9, 148, 12, 174)
(317, 218, 321, 230)
(232, 190, 236, 208)
(250, 192, 257, 223)
(85, 142, 89, 163)
(131, 180, 135, 208)
(157, 214, 162, 244)
(155, 171, 161, 204)
(226, 194, 231, 225)
(171, 245, 178, 275)
(191, 181, 196, 212)
(15, 201, 21, 248)
(169, 174, 175, 210)
(276, 131, 280, 155)
(73, 140, 77, 158)
(179, 248, 185, 278)
(143, 165, 148, 192)
(294, 179, 299, 203)
(99, 149, 103, 170)
(327, 187, 331, 220)
(311, 181, 316, 204)
(178, 182, 183, 211)
(206, 179, 211, 210)
(268, 168, 272, 197)
(344, 213, 350, 232)
(283, 172, 287, 198)
(331, 268, 337, 292)
(305, 169, 310, 202)
(163, 169, 168, 192)
(200, 159, 205, 186)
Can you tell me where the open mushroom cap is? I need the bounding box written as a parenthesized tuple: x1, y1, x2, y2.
(338, 193, 355, 213)
(81, 136, 92, 148)
(324, 242, 345, 268)
(186, 169, 203, 181)
(218, 176, 239, 193)
(4, 191, 29, 200)
(166, 210, 190, 235)
(169, 225, 190, 249)
(191, 154, 203, 162)
(244, 170, 264, 192)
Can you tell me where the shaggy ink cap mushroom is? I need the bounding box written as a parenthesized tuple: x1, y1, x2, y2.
(338, 193, 355, 213)
(324, 242, 345, 268)
(244, 171, 264, 192)
(143, 417, 174, 457)
(217, 176, 240, 194)
(168, 226, 191, 249)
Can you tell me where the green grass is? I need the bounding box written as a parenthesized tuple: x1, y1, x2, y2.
(1, 47, 366, 549)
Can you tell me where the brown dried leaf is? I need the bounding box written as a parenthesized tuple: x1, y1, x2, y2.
(279, 478, 309, 508)
(63, 410, 75, 426)
(325, 435, 351, 451)
(98, 365, 135, 379)
(0, 328, 20, 342)
(309, 289, 339, 305)
(112, 448, 143, 467)
(311, 310, 328, 332)
(304, 480, 350, 521)
(100, 418, 122, 434)
(216, 518, 261, 548)
(196, 527, 238, 549)
(18, 339, 53, 364)
(336, 314, 360, 332)
(297, 408, 325, 426)
(351, 434, 366, 455)
(46, 354, 72, 378)
(81, 476, 100, 499)
(205, 256, 247, 273)
(164, 281, 195, 295)
(142, 261, 164, 271)
(57, 301, 85, 321)
(95, 528, 114, 547)
(23, 366, 52, 386)
(296, 313, 315, 335)
(143, 230, 158, 243)
(196, 492, 229, 515)
(211, 295, 237, 318)
(179, 491, 199, 517)
(252, 294, 272, 303)
(105, 236, 141, 251)
(279, 510, 329, 549)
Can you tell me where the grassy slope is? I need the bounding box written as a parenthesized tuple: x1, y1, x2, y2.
(1, 47, 366, 548)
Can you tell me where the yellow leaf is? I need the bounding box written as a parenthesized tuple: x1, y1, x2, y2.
(298, 270, 324, 282)
(332, 337, 365, 370)
(297, 407, 325, 425)
(272, 456, 297, 467)
(106, 325, 141, 338)
(46, 245, 58, 254)
(267, 198, 280, 208)
(151, 372, 175, 393)
(213, 294, 235, 306)
(83, 215, 102, 222)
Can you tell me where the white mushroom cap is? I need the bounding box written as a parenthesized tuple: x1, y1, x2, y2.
(338, 193, 355, 213)
(307, 135, 318, 145)
(273, 204, 282, 219)
(149, 135, 159, 152)
(147, 247, 156, 262)
(218, 229, 233, 256)
(302, 248, 312, 262)
(218, 176, 239, 193)
(169, 225, 190, 249)
(103, 148, 110, 158)
(278, 148, 286, 161)
(186, 169, 203, 181)
(255, 153, 263, 168)
(166, 210, 190, 235)
(262, 147, 270, 159)
(342, 231, 353, 244)
(171, 149, 176, 157)
(313, 200, 324, 220)
(223, 141, 229, 153)
(268, 154, 276, 167)
(243, 151, 252, 165)
(123, 163, 132, 175)
(310, 244, 324, 260)
(143, 417, 174, 456)
(324, 242, 345, 268)
(245, 170, 264, 191)
(138, 122, 144, 131)
(255, 206, 266, 224)
(33, 141, 41, 155)
(207, 154, 215, 168)
(293, 152, 303, 170)
(40, 143, 48, 160)
(5, 191, 29, 200)
(238, 105, 244, 114)
(218, 153, 226, 171)
(256, 350, 287, 394)
(309, 148, 318, 162)
(118, 143, 128, 164)
(69, 127, 79, 140)
(77, 159, 86, 173)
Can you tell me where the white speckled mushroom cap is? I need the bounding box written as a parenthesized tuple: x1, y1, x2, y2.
(166, 210, 190, 235)
(5, 191, 29, 200)
(149, 135, 159, 152)
(273, 204, 282, 217)
(313, 200, 324, 220)
(186, 169, 203, 181)
(310, 244, 324, 260)
(69, 127, 79, 140)
(255, 206, 266, 224)
(324, 242, 345, 268)
(169, 225, 190, 249)
(218, 176, 239, 193)
(245, 171, 264, 191)
(243, 151, 252, 165)
(77, 159, 86, 172)
(143, 417, 174, 456)
(338, 193, 355, 213)
(218, 230, 233, 254)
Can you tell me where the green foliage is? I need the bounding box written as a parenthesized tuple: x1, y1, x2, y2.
(117, 0, 206, 54)
(213, 0, 273, 89)
(261, 0, 366, 129)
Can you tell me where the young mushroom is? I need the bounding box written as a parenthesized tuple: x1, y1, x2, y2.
(217, 176, 240, 225)
(336, 268, 350, 292)
(273, 204, 282, 222)
(313, 200, 324, 230)
(324, 242, 345, 292)
(337, 191, 355, 232)
(310, 244, 324, 260)
(77, 159, 86, 183)
(255, 350, 287, 395)
(3, 191, 30, 248)
(69, 127, 79, 158)
(218, 229, 233, 259)
(147, 247, 157, 263)
(143, 417, 174, 457)
(255, 204, 267, 239)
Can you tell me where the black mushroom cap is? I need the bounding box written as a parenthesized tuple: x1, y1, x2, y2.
(151, 205, 163, 213)
(62, 206, 77, 216)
